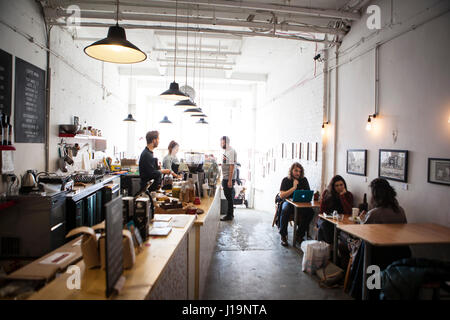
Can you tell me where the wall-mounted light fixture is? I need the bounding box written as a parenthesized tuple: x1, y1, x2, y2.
(196, 118, 208, 124)
(321, 121, 329, 135)
(366, 114, 376, 131)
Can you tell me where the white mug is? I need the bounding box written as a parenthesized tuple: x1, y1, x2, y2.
(352, 207, 359, 218)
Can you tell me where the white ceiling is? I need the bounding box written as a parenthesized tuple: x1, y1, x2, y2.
(40, 0, 368, 99)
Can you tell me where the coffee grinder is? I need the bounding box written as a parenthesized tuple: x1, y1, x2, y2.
(185, 152, 205, 197)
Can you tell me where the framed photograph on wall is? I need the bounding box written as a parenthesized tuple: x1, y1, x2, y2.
(291, 143, 295, 160)
(306, 143, 310, 161)
(428, 158, 450, 186)
(347, 149, 367, 176)
(299, 143, 303, 159)
(379, 149, 408, 182)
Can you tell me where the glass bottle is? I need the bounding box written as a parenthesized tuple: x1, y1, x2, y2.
(6, 114, 12, 145)
(0, 113, 4, 146)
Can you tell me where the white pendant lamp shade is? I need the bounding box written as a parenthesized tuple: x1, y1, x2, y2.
(84, 24, 146, 64)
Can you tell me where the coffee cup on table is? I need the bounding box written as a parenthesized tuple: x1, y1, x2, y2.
(352, 208, 359, 219)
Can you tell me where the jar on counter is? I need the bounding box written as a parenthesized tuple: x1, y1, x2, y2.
(172, 181, 181, 199)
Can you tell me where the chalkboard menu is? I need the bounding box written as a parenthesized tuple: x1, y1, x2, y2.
(14, 57, 45, 143)
(105, 196, 124, 297)
(0, 49, 12, 116)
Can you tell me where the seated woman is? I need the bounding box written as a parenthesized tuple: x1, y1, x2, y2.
(278, 162, 315, 247)
(349, 178, 411, 300)
(318, 175, 353, 244)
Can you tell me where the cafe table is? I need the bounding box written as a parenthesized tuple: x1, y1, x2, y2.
(317, 213, 356, 264)
(285, 199, 320, 247)
(337, 223, 450, 300)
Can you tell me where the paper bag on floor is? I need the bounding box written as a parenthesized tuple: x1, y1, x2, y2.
(300, 240, 330, 275)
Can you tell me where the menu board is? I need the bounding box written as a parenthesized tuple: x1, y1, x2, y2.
(0, 49, 12, 116)
(105, 196, 124, 297)
(14, 57, 45, 143)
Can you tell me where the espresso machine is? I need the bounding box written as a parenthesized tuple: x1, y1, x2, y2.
(184, 152, 205, 197)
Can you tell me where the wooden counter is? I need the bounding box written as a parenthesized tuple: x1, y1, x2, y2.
(190, 187, 221, 299)
(28, 215, 196, 300)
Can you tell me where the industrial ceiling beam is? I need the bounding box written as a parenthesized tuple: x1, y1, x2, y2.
(149, 0, 361, 20)
(47, 9, 347, 35)
(152, 48, 241, 56)
(51, 22, 340, 45)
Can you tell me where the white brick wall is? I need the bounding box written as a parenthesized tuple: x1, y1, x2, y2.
(254, 40, 325, 211)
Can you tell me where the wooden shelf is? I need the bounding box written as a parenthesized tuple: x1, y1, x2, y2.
(0, 145, 16, 151)
(58, 134, 106, 140)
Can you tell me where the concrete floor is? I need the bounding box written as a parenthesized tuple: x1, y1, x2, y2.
(203, 207, 352, 300)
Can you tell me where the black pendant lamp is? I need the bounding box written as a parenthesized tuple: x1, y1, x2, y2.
(160, 0, 186, 101)
(84, 1, 146, 64)
(175, 99, 197, 108)
(159, 116, 172, 124)
(196, 118, 208, 124)
(184, 107, 203, 115)
(123, 113, 136, 122)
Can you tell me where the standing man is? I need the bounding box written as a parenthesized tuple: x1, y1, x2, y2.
(139, 131, 178, 193)
(220, 136, 237, 221)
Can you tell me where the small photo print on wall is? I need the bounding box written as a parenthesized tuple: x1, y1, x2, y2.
(379, 149, 408, 182)
(347, 149, 367, 176)
(299, 143, 303, 159)
(428, 158, 450, 186)
(306, 143, 310, 161)
(291, 143, 295, 160)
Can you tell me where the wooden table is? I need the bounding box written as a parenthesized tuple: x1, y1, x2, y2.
(337, 223, 450, 300)
(318, 214, 356, 264)
(285, 199, 320, 247)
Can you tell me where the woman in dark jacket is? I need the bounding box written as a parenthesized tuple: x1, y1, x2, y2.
(317, 175, 354, 244)
(278, 162, 314, 246)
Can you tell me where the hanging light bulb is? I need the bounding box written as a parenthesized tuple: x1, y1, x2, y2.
(123, 114, 136, 122)
(366, 114, 376, 131)
(84, 1, 146, 64)
(160, 0, 186, 101)
(159, 116, 172, 124)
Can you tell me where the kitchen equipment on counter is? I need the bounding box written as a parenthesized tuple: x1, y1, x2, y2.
(59, 124, 81, 135)
(19, 170, 39, 194)
(184, 152, 205, 173)
(37, 173, 74, 192)
(162, 174, 173, 190)
(72, 173, 104, 184)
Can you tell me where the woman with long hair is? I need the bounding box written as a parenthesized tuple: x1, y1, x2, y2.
(360, 178, 407, 224)
(278, 162, 314, 246)
(317, 175, 354, 244)
(162, 140, 181, 174)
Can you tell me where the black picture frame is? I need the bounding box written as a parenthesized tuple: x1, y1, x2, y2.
(378, 149, 408, 182)
(347, 149, 367, 176)
(427, 158, 450, 186)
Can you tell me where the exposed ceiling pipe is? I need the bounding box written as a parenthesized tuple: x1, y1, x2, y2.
(148, 0, 361, 20)
(48, 9, 346, 35)
(51, 22, 339, 45)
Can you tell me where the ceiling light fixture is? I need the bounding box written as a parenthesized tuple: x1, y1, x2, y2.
(84, 0, 146, 64)
(175, 6, 196, 108)
(159, 116, 172, 124)
(184, 107, 203, 115)
(123, 114, 136, 122)
(160, 0, 187, 101)
(196, 118, 208, 124)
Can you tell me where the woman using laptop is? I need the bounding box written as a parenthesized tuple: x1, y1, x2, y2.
(278, 162, 314, 247)
(317, 175, 354, 244)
